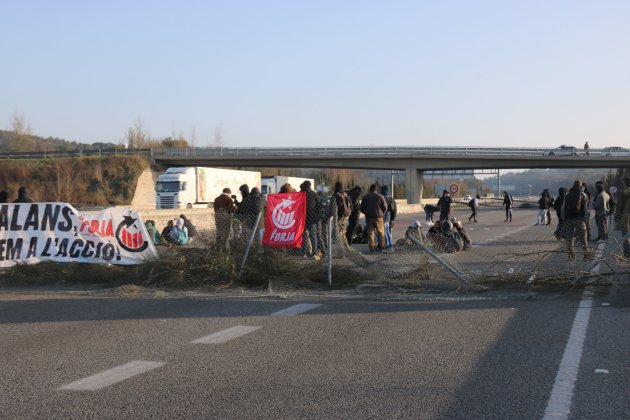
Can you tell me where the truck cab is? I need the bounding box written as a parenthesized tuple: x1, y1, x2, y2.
(155, 167, 197, 209)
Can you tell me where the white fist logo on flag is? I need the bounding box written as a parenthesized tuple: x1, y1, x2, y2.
(271, 198, 296, 229)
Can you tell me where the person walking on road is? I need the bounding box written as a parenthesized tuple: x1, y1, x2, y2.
(437, 190, 453, 222)
(467, 194, 479, 223)
(360, 184, 387, 253)
(502, 191, 514, 222)
(562, 179, 591, 261)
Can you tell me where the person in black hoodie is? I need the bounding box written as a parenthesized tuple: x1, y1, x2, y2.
(345, 186, 362, 244)
(436, 190, 452, 222)
(380, 185, 397, 251)
(360, 184, 387, 252)
(553, 187, 566, 240)
(0, 190, 9, 203)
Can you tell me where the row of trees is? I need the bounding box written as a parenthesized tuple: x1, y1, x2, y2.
(124, 117, 225, 149)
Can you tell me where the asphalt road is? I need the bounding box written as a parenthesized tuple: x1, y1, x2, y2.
(1, 288, 629, 419)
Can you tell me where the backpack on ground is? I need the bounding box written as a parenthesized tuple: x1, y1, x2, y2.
(563, 191, 583, 217)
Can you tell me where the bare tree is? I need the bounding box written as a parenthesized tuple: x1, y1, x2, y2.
(213, 125, 224, 147)
(10, 111, 33, 136)
(126, 117, 150, 148)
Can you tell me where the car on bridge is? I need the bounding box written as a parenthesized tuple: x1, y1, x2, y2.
(601, 146, 629, 156)
(542, 145, 579, 156)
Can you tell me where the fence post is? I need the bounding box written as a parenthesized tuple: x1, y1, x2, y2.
(237, 211, 262, 279)
(406, 231, 470, 285)
(327, 216, 333, 286)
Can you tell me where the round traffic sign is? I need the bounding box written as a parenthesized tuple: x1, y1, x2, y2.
(449, 184, 458, 194)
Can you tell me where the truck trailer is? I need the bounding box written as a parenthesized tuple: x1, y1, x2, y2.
(261, 176, 315, 195)
(156, 167, 261, 209)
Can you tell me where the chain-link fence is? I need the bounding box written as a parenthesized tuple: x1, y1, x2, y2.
(2, 199, 629, 297)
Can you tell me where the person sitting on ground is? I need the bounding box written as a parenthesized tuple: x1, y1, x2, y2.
(0, 190, 9, 203)
(13, 186, 33, 203)
(452, 218, 472, 250)
(145, 220, 162, 245)
(179, 214, 198, 242)
(428, 220, 463, 253)
(169, 217, 189, 245)
(162, 220, 176, 244)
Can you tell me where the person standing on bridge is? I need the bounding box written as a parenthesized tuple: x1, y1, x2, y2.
(584, 141, 590, 156)
(437, 190, 453, 222)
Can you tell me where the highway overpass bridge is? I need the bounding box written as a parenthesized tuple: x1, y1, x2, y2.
(152, 146, 630, 204)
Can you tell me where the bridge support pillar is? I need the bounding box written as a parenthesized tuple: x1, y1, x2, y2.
(405, 168, 424, 204)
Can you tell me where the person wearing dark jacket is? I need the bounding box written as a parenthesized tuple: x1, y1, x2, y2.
(561, 180, 591, 261)
(536, 191, 550, 225)
(436, 190, 452, 221)
(380, 185, 397, 251)
(301, 181, 321, 258)
(0, 190, 9, 203)
(345, 186, 362, 244)
(360, 184, 387, 252)
(13, 186, 33, 203)
(502, 191, 513, 222)
(553, 187, 566, 240)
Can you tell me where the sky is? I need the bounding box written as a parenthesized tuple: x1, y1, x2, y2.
(2, 0, 630, 149)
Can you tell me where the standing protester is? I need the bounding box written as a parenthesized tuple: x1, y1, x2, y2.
(553, 187, 566, 240)
(279, 183, 294, 193)
(0, 190, 8, 203)
(360, 184, 387, 253)
(380, 185, 397, 251)
(345, 186, 362, 245)
(536, 190, 550, 225)
(301, 181, 321, 259)
(584, 141, 590, 156)
(437, 190, 453, 222)
(467, 194, 479, 223)
(213, 188, 237, 251)
(13, 186, 33, 203)
(607, 187, 616, 224)
(593, 181, 610, 242)
(561, 180, 591, 261)
(333, 182, 352, 243)
(545, 189, 554, 225)
(502, 191, 514, 222)
(583, 184, 592, 242)
(614, 177, 630, 260)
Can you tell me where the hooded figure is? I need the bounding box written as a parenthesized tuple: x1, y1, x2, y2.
(170, 217, 189, 245)
(13, 186, 33, 203)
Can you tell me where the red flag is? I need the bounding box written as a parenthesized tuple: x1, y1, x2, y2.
(262, 193, 306, 248)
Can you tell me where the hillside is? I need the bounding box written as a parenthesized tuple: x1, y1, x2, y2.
(0, 156, 149, 206)
(0, 130, 117, 153)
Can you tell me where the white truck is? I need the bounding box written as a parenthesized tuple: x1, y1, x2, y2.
(155, 167, 261, 209)
(261, 176, 315, 195)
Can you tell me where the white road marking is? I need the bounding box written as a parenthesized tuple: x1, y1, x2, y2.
(476, 225, 531, 245)
(191, 326, 261, 344)
(542, 291, 593, 419)
(271, 303, 321, 316)
(59, 361, 165, 391)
